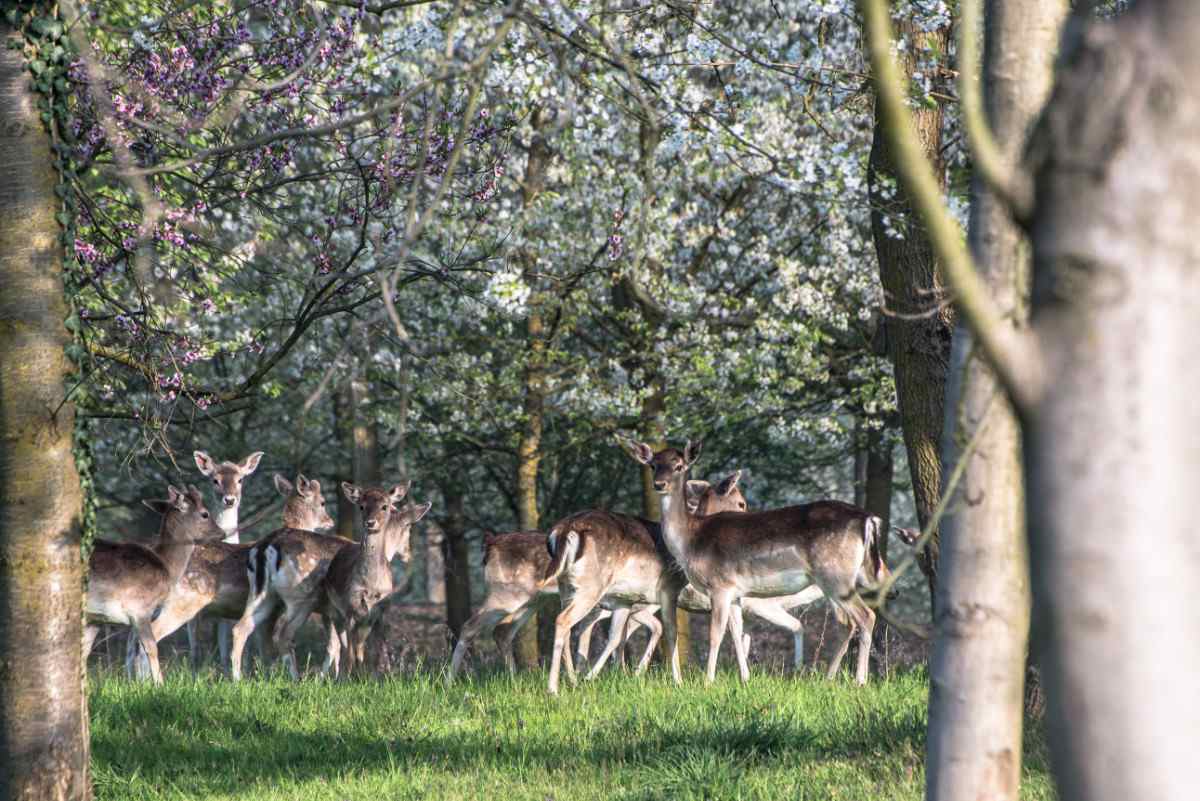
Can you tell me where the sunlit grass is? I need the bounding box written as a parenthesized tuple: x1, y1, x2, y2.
(89, 664, 1055, 801)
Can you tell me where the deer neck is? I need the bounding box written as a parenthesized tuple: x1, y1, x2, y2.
(155, 526, 199, 586)
(658, 478, 696, 562)
(216, 504, 239, 543)
(356, 531, 392, 588)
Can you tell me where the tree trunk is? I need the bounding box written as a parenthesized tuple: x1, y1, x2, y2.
(0, 23, 90, 800)
(925, 3, 1064, 800)
(439, 488, 472, 642)
(425, 519, 446, 605)
(333, 381, 356, 540)
(868, 12, 953, 609)
(350, 323, 380, 490)
(1021, 5, 1200, 799)
(863, 427, 894, 564)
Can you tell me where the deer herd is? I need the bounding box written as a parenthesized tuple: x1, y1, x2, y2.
(84, 435, 916, 694)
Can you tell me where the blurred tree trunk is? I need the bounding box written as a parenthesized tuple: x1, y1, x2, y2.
(868, 11, 952, 609)
(925, 3, 1064, 800)
(350, 323, 380, 491)
(332, 381, 356, 539)
(513, 108, 553, 670)
(425, 519, 446, 605)
(0, 21, 90, 800)
(439, 487, 471, 642)
(1020, 4, 1200, 799)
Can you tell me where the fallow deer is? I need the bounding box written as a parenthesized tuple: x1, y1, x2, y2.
(84, 485, 224, 683)
(188, 450, 264, 665)
(618, 436, 888, 685)
(129, 473, 333, 678)
(319, 483, 431, 677)
(447, 531, 662, 681)
(230, 481, 416, 680)
(447, 477, 743, 684)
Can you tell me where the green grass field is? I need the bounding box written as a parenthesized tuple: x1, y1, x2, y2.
(89, 666, 1055, 801)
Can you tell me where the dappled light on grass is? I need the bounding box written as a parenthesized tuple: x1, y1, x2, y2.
(88, 668, 1055, 801)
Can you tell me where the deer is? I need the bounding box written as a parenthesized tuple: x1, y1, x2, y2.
(128, 472, 334, 678)
(446, 477, 743, 684)
(319, 483, 431, 677)
(447, 531, 663, 682)
(188, 450, 264, 666)
(572, 472, 827, 676)
(617, 435, 890, 686)
(230, 481, 417, 680)
(84, 485, 225, 683)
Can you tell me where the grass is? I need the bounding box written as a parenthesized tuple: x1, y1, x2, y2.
(89, 664, 1056, 801)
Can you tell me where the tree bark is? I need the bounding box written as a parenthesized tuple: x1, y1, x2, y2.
(925, 3, 1064, 800)
(0, 22, 90, 800)
(349, 322, 380, 491)
(425, 519, 446, 605)
(512, 109, 553, 670)
(439, 488, 471, 642)
(332, 380, 356, 540)
(1021, 5, 1200, 799)
(868, 12, 953, 608)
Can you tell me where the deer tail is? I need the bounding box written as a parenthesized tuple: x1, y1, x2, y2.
(542, 527, 580, 584)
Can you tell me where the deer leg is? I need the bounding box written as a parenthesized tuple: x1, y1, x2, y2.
(230, 591, 275, 681)
(575, 607, 611, 664)
(657, 585, 682, 685)
(728, 602, 750, 683)
(825, 603, 857, 680)
(585, 607, 630, 680)
(450, 607, 507, 682)
(743, 599, 804, 673)
(548, 587, 602, 696)
(706, 589, 736, 685)
(498, 604, 538, 674)
(83, 624, 101, 664)
(632, 606, 663, 676)
(275, 598, 318, 681)
(843, 598, 875, 685)
(321, 620, 342, 679)
(134, 620, 163, 684)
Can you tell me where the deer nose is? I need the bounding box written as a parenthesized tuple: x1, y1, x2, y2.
(222, 495, 237, 507)
(653, 480, 668, 492)
(364, 519, 379, 531)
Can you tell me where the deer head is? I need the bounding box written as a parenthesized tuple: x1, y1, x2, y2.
(686, 470, 747, 515)
(142, 484, 224, 544)
(194, 450, 264, 513)
(341, 482, 430, 562)
(274, 473, 335, 531)
(616, 433, 702, 496)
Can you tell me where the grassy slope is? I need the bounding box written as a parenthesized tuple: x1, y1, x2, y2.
(90, 666, 1055, 801)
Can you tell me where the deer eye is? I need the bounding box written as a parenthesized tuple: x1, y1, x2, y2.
(200, 511, 209, 519)
(213, 479, 220, 485)
(739, 502, 747, 510)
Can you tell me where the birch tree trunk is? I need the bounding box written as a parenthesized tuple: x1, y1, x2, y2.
(1022, 4, 1200, 798)
(0, 21, 90, 799)
(926, 2, 1065, 799)
(868, 12, 952, 607)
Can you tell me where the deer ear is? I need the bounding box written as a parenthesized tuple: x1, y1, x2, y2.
(240, 451, 264, 475)
(143, 498, 171, 515)
(685, 480, 710, 502)
(273, 474, 294, 497)
(717, 470, 742, 496)
(408, 501, 432, 523)
(390, 481, 411, 503)
(614, 433, 654, 465)
(186, 485, 205, 509)
(295, 474, 313, 497)
(194, 450, 216, 477)
(342, 482, 362, 503)
(167, 485, 190, 511)
(307, 479, 322, 496)
(684, 439, 702, 467)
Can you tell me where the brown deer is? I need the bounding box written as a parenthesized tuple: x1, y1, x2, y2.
(447, 531, 662, 682)
(84, 485, 225, 683)
(447, 477, 743, 683)
(319, 483, 431, 677)
(230, 481, 416, 680)
(187, 450, 264, 666)
(618, 435, 888, 685)
(129, 473, 333, 678)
